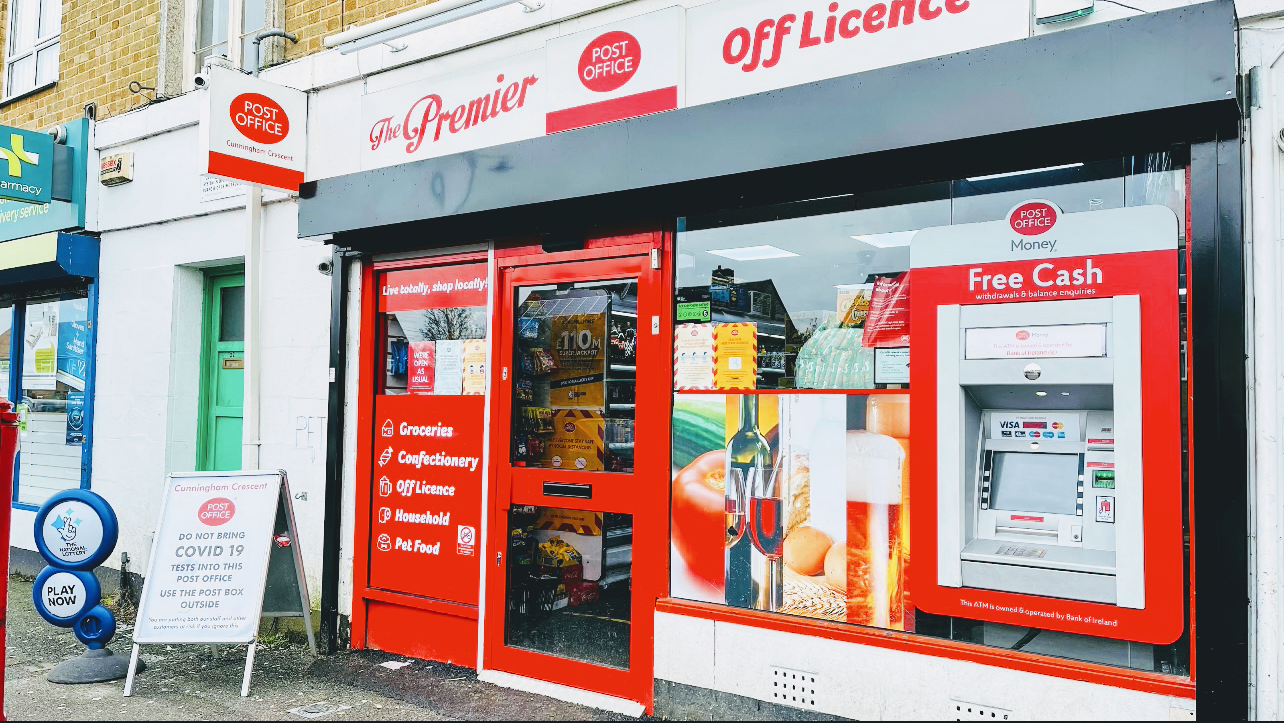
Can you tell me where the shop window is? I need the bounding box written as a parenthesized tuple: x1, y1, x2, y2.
(16, 294, 90, 507)
(670, 154, 1192, 677)
(511, 281, 636, 473)
(380, 274, 488, 397)
(3, 0, 60, 100)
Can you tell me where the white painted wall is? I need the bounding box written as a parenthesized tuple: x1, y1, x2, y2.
(655, 612, 1197, 719)
(45, 97, 335, 607)
(1241, 13, 1284, 722)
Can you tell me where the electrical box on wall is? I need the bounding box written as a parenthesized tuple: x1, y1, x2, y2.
(908, 202, 1184, 645)
(99, 152, 133, 186)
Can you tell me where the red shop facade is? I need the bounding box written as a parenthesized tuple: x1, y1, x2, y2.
(304, 2, 1246, 718)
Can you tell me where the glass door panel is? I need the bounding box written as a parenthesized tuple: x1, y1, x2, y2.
(487, 251, 665, 707)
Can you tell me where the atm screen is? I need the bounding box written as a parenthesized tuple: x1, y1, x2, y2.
(989, 452, 1080, 515)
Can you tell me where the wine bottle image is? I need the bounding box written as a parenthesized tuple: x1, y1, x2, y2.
(725, 394, 772, 609)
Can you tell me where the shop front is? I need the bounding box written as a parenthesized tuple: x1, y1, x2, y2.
(0, 119, 98, 536)
(307, 2, 1243, 717)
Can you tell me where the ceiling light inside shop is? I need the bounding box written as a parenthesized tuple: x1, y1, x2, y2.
(706, 245, 800, 261)
(1036, 391, 1049, 397)
(966, 163, 1085, 183)
(849, 231, 918, 248)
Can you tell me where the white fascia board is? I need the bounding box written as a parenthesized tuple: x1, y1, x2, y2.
(258, 0, 643, 93)
(94, 92, 202, 150)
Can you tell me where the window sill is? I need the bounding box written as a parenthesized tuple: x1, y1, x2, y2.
(1, 80, 57, 108)
(654, 598, 1195, 699)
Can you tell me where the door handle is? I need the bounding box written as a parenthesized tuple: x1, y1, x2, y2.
(496, 551, 502, 566)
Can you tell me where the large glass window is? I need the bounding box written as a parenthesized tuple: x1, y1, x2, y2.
(17, 293, 90, 507)
(4, 0, 59, 98)
(670, 154, 1191, 677)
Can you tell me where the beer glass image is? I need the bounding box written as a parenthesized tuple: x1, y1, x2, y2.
(846, 429, 906, 628)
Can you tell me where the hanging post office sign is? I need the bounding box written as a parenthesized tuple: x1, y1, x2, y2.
(199, 66, 308, 192)
(0, 125, 53, 204)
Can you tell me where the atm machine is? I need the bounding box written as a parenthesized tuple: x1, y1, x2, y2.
(935, 296, 1144, 609)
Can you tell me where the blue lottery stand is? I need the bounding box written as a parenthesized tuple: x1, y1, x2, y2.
(32, 490, 142, 683)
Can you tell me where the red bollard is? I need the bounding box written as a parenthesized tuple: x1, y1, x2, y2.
(0, 400, 19, 721)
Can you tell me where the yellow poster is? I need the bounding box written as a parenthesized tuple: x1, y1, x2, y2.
(541, 409, 605, 471)
(461, 339, 487, 395)
(715, 323, 757, 390)
(550, 312, 607, 408)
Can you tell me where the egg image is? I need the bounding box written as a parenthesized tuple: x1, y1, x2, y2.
(824, 542, 846, 592)
(784, 526, 833, 576)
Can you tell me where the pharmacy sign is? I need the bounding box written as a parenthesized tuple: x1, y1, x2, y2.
(0, 125, 52, 204)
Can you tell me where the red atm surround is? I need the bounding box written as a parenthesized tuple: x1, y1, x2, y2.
(908, 203, 1184, 645)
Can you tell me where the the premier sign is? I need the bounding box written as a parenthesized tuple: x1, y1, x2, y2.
(200, 66, 307, 192)
(358, 0, 1031, 168)
(0, 126, 52, 204)
(362, 51, 545, 172)
(545, 6, 684, 133)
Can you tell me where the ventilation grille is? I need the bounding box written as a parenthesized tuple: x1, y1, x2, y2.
(951, 699, 1013, 720)
(767, 666, 820, 709)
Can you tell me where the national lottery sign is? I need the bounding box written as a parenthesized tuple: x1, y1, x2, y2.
(132, 471, 283, 644)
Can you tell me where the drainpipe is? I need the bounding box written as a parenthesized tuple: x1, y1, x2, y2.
(241, 29, 298, 471)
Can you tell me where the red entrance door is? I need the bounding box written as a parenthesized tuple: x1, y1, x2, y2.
(484, 243, 669, 709)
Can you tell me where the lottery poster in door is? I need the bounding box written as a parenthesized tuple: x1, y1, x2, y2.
(670, 392, 911, 631)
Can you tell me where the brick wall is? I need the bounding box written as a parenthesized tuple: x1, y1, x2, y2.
(0, 0, 160, 129)
(286, 0, 442, 59)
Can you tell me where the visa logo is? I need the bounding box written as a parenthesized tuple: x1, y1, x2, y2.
(1000, 421, 1021, 429)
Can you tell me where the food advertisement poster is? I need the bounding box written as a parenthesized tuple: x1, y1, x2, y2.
(370, 394, 484, 603)
(671, 392, 911, 630)
(550, 312, 607, 409)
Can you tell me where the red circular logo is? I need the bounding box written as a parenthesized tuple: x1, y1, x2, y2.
(1010, 201, 1057, 236)
(578, 31, 641, 93)
(198, 498, 236, 526)
(1015, 330, 1032, 340)
(229, 93, 289, 145)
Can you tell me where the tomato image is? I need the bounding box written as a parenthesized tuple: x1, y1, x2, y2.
(672, 450, 726, 589)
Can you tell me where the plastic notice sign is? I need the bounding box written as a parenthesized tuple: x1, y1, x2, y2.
(124, 470, 314, 698)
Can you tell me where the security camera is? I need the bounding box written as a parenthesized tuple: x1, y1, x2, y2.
(193, 72, 211, 89)
(317, 260, 333, 277)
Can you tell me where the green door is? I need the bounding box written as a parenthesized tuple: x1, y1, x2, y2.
(198, 272, 245, 471)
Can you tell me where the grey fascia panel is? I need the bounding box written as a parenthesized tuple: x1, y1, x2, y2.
(300, 1, 1237, 237)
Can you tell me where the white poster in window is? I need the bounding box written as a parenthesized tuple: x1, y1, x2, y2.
(874, 347, 910, 385)
(22, 303, 58, 391)
(434, 340, 464, 395)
